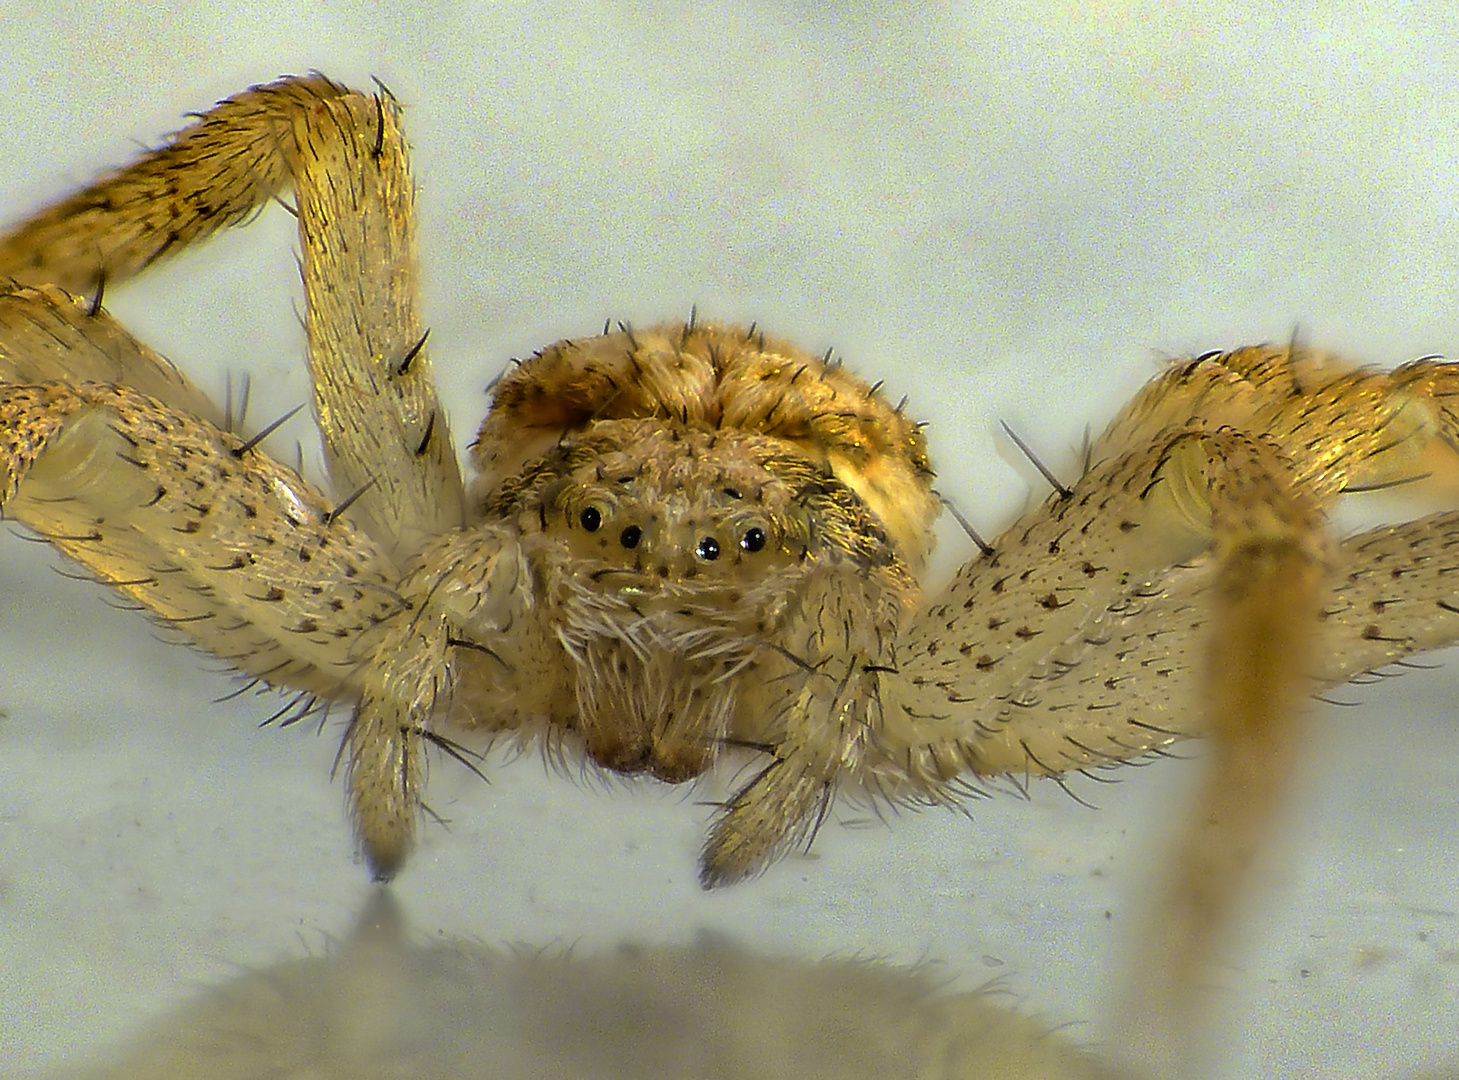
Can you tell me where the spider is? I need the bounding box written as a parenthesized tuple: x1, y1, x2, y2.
(4, 76, 1459, 1044)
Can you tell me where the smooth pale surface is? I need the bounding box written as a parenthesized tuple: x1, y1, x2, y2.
(1, 5, 1457, 1078)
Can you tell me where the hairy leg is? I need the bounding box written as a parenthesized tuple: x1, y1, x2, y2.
(0, 74, 463, 558)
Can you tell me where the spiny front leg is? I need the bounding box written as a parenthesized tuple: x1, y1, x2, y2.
(0, 378, 530, 878)
(0, 381, 400, 696)
(880, 427, 1333, 781)
(880, 425, 1331, 1068)
(0, 77, 345, 291)
(0, 74, 463, 559)
(866, 345, 1459, 787)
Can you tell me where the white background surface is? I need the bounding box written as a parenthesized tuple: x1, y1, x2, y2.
(1, 3, 1457, 1077)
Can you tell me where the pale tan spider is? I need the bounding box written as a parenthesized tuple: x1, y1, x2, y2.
(4, 76, 1459, 1046)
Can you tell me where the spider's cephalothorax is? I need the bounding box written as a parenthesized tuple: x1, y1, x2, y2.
(445, 323, 935, 855)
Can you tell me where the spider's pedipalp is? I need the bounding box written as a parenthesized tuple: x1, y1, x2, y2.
(341, 523, 538, 875)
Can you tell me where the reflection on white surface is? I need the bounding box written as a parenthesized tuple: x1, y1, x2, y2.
(3, 5, 1459, 1078)
(27, 892, 1115, 1080)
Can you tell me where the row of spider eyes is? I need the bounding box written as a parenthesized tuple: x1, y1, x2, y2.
(577, 506, 768, 561)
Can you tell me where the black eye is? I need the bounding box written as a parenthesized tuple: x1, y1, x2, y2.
(619, 525, 641, 549)
(740, 526, 766, 553)
(696, 536, 720, 561)
(579, 506, 602, 532)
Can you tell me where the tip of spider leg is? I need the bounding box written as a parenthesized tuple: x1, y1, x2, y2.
(368, 864, 399, 885)
(696, 862, 732, 891)
(364, 843, 407, 884)
(696, 848, 759, 891)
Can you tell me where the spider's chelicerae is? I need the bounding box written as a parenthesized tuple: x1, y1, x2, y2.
(4, 76, 1459, 1043)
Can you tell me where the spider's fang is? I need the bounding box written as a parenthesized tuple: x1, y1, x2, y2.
(87, 269, 107, 316)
